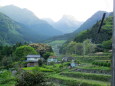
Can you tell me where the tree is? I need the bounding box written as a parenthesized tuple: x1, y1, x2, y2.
(83, 39, 96, 55)
(75, 43, 83, 55)
(14, 45, 37, 60)
(43, 52, 51, 61)
(38, 59, 43, 66)
(16, 71, 50, 86)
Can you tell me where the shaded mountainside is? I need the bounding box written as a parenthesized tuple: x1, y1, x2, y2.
(0, 12, 60, 45)
(0, 12, 25, 45)
(0, 5, 63, 41)
(46, 11, 111, 41)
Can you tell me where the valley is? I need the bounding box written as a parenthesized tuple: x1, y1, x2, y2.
(0, 4, 113, 86)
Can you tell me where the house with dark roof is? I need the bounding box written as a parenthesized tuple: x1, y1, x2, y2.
(26, 55, 42, 67)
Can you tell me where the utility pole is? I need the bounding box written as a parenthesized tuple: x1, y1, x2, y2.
(112, 0, 115, 85)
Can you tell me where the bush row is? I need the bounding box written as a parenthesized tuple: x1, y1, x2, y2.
(49, 74, 110, 86)
(92, 61, 111, 67)
(60, 72, 111, 82)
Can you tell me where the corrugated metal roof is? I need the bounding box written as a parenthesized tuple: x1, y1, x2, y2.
(26, 55, 41, 58)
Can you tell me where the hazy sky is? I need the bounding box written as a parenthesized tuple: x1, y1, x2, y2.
(0, 0, 113, 22)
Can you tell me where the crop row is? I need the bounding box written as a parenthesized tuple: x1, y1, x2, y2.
(60, 72, 111, 81)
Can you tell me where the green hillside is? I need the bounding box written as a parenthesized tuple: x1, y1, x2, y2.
(74, 16, 112, 43)
(59, 16, 112, 54)
(0, 12, 24, 45)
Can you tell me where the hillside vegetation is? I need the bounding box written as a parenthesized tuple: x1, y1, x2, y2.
(59, 16, 112, 55)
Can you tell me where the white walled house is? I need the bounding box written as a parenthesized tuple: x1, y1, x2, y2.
(47, 56, 57, 63)
(26, 55, 41, 67)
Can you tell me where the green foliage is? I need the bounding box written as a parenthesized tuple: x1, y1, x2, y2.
(43, 52, 52, 61)
(74, 16, 112, 44)
(102, 39, 112, 50)
(38, 59, 43, 67)
(83, 39, 96, 55)
(47, 40, 66, 55)
(29, 43, 53, 57)
(61, 72, 111, 82)
(60, 39, 96, 55)
(60, 16, 112, 54)
(92, 60, 111, 67)
(22, 66, 53, 72)
(16, 71, 49, 86)
(14, 45, 37, 60)
(49, 74, 110, 86)
(0, 42, 25, 67)
(0, 70, 16, 85)
(0, 12, 25, 45)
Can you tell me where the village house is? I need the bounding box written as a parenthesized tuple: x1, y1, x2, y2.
(47, 56, 57, 63)
(26, 55, 42, 67)
(62, 57, 75, 62)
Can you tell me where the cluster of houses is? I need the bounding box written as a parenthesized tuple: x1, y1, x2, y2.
(26, 54, 77, 67)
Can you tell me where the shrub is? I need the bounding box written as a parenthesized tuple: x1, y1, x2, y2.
(16, 71, 49, 86)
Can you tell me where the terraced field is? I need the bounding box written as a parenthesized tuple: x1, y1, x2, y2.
(49, 53, 112, 86)
(49, 73, 111, 86)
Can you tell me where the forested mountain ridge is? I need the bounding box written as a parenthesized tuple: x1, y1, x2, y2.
(0, 5, 63, 41)
(0, 12, 25, 45)
(74, 16, 112, 43)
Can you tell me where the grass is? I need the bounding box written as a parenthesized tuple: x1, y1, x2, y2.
(22, 66, 53, 72)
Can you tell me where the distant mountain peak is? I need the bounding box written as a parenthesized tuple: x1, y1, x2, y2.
(61, 15, 77, 21)
(43, 15, 83, 34)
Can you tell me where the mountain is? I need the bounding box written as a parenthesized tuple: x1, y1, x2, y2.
(0, 12, 25, 45)
(44, 15, 83, 33)
(73, 11, 110, 34)
(46, 11, 111, 41)
(74, 16, 112, 43)
(59, 15, 112, 54)
(0, 5, 63, 41)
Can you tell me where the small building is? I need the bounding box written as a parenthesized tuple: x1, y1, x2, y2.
(70, 60, 77, 67)
(47, 56, 57, 63)
(26, 55, 41, 67)
(62, 57, 75, 62)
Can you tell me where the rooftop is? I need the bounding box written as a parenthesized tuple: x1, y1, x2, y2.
(26, 55, 41, 58)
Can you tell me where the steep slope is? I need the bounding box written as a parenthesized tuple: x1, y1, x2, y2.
(44, 15, 83, 33)
(73, 11, 110, 34)
(0, 5, 63, 39)
(0, 12, 24, 45)
(46, 11, 111, 41)
(74, 16, 112, 43)
(59, 15, 112, 54)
